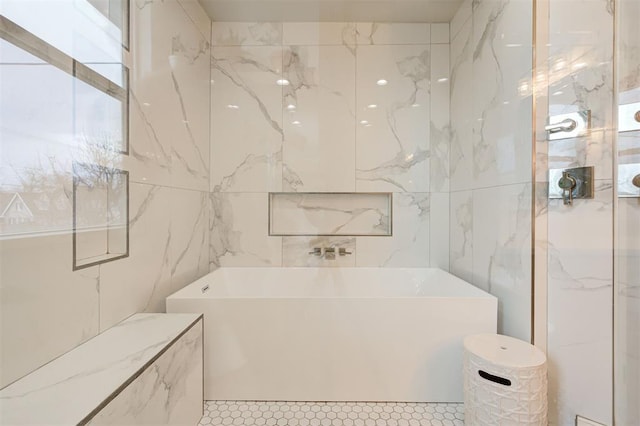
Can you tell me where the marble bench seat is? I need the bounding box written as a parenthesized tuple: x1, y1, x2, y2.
(0, 313, 203, 425)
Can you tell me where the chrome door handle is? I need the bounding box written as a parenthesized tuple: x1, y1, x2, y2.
(545, 119, 577, 134)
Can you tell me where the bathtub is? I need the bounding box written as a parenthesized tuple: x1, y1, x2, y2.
(166, 267, 497, 402)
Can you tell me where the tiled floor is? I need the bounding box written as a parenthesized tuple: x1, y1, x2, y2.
(199, 401, 464, 426)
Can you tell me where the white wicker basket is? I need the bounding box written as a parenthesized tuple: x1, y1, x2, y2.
(463, 334, 547, 426)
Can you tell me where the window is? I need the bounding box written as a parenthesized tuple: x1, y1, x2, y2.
(0, 2, 130, 268)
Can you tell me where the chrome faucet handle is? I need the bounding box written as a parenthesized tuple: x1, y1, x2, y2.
(308, 247, 322, 256)
(558, 170, 577, 205)
(339, 248, 352, 256)
(545, 118, 577, 134)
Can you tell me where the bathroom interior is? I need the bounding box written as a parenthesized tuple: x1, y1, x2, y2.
(0, 0, 638, 424)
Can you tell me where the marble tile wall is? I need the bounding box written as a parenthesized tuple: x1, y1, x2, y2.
(209, 22, 450, 269)
(448, 0, 533, 342)
(541, 0, 617, 423)
(0, 0, 211, 388)
(87, 318, 204, 426)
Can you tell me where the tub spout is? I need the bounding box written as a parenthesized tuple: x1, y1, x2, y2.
(324, 247, 336, 260)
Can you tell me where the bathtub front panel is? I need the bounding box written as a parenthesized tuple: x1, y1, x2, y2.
(167, 268, 497, 402)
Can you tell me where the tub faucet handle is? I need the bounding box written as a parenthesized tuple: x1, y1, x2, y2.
(339, 248, 352, 256)
(308, 247, 322, 256)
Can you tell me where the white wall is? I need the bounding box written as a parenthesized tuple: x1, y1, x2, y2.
(209, 22, 451, 269)
(448, 0, 533, 342)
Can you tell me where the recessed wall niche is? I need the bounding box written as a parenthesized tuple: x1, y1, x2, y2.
(72, 162, 129, 270)
(269, 192, 392, 236)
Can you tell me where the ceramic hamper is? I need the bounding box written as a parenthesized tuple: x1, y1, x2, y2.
(463, 333, 547, 425)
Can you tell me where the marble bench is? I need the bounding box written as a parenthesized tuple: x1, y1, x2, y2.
(0, 313, 203, 425)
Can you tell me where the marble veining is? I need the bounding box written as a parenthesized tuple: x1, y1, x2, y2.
(0, 0, 212, 403)
(449, 16, 473, 192)
(283, 23, 356, 53)
(99, 184, 171, 330)
(356, 45, 431, 192)
(447, 0, 533, 342)
(270, 193, 391, 236)
(355, 23, 431, 45)
(0, 314, 202, 426)
(430, 44, 451, 193)
(210, 46, 283, 192)
(471, 0, 532, 188)
(356, 193, 430, 267)
(212, 22, 282, 46)
(282, 45, 356, 192)
(87, 319, 203, 426)
(129, 0, 210, 191)
(208, 22, 451, 269)
(209, 192, 282, 268)
(129, 91, 172, 173)
(449, 190, 473, 284)
(170, 189, 210, 292)
(472, 183, 532, 340)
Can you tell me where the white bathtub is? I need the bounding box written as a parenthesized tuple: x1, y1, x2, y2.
(166, 267, 497, 402)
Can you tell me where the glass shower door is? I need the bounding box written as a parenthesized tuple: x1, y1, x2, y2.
(614, 0, 640, 424)
(536, 0, 639, 423)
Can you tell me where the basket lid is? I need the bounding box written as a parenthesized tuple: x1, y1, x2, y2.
(464, 333, 546, 368)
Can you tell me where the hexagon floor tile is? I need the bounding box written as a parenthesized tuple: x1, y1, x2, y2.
(199, 401, 464, 426)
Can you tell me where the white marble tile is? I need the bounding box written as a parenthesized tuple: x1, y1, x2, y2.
(355, 193, 429, 267)
(356, 44, 430, 192)
(0, 314, 201, 426)
(471, 0, 532, 188)
(170, 189, 210, 293)
(617, 197, 640, 298)
(429, 192, 450, 271)
(270, 192, 391, 236)
(430, 43, 450, 193)
(548, 339, 612, 426)
(167, 21, 211, 191)
(533, 180, 549, 352)
(618, 0, 640, 100)
(0, 234, 100, 388)
(211, 22, 282, 46)
(449, 19, 473, 192)
(614, 195, 639, 426)
(450, 0, 472, 42)
(283, 22, 356, 49)
(282, 45, 356, 191)
(547, 180, 613, 426)
(431, 23, 450, 44)
(127, 0, 210, 191)
(472, 183, 532, 341)
(210, 46, 283, 192)
(449, 190, 473, 284)
(99, 183, 173, 331)
(176, 0, 212, 41)
(547, 0, 614, 181)
(88, 319, 203, 426)
(210, 192, 282, 267)
(282, 236, 356, 267)
(356, 23, 430, 45)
